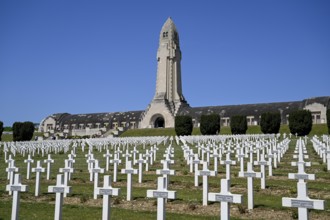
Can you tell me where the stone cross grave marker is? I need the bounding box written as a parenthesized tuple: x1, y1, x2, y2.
(208, 178, 242, 220)
(236, 147, 247, 173)
(147, 177, 177, 220)
(197, 161, 217, 206)
(136, 153, 147, 183)
(67, 154, 75, 180)
(239, 162, 262, 209)
(92, 160, 105, 199)
(144, 150, 151, 171)
(121, 160, 138, 201)
(6, 174, 28, 220)
(95, 175, 121, 220)
(24, 154, 34, 180)
(44, 154, 54, 180)
(32, 160, 45, 196)
(282, 181, 324, 220)
(156, 160, 175, 189)
(6, 154, 14, 179)
(103, 150, 112, 171)
(48, 174, 72, 220)
(110, 154, 121, 182)
(210, 148, 220, 173)
(6, 160, 19, 196)
(131, 146, 139, 165)
(220, 153, 236, 180)
(193, 154, 202, 187)
(86, 154, 96, 182)
(123, 149, 132, 165)
(253, 153, 270, 189)
(59, 159, 74, 197)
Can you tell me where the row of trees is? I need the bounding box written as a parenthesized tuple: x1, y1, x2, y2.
(175, 110, 322, 136)
(1, 120, 36, 142)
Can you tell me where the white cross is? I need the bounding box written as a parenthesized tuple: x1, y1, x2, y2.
(282, 182, 324, 220)
(6, 160, 19, 196)
(86, 155, 96, 182)
(59, 159, 74, 197)
(136, 153, 147, 183)
(6, 154, 14, 180)
(121, 160, 138, 201)
(192, 154, 202, 187)
(147, 177, 177, 220)
(130, 146, 139, 165)
(253, 154, 270, 189)
(220, 153, 236, 180)
(95, 175, 121, 220)
(110, 154, 121, 182)
(24, 154, 34, 180)
(6, 174, 28, 220)
(103, 149, 112, 172)
(197, 161, 216, 206)
(92, 160, 105, 199)
(32, 160, 45, 196)
(48, 174, 71, 220)
(210, 148, 220, 173)
(156, 160, 175, 189)
(208, 179, 242, 220)
(44, 154, 54, 180)
(239, 162, 262, 209)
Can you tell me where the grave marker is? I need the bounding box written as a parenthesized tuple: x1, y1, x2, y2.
(95, 175, 121, 220)
(6, 174, 28, 220)
(48, 174, 72, 220)
(147, 177, 177, 220)
(239, 162, 262, 209)
(208, 179, 242, 220)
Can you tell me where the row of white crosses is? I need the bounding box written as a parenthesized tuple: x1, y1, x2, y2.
(282, 138, 325, 220)
(179, 135, 291, 211)
(311, 136, 330, 170)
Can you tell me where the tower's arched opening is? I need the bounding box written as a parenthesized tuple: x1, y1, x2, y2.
(154, 117, 165, 128)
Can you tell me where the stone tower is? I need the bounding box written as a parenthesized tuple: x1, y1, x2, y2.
(139, 18, 189, 128)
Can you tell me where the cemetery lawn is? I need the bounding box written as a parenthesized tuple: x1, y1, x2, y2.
(1, 135, 330, 219)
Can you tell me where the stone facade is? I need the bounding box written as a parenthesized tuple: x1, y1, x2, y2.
(39, 18, 329, 137)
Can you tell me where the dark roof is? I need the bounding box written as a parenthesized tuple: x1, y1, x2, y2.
(56, 111, 143, 125)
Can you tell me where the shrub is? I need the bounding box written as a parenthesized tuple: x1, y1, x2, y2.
(230, 115, 247, 134)
(0, 121, 3, 141)
(13, 122, 23, 141)
(327, 109, 330, 134)
(12, 121, 35, 141)
(175, 115, 193, 136)
(200, 114, 220, 135)
(260, 112, 281, 134)
(288, 110, 312, 136)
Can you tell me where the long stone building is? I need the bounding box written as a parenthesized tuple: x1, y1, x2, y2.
(39, 18, 329, 138)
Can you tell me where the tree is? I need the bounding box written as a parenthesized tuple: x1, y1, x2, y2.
(13, 122, 23, 141)
(260, 112, 281, 134)
(12, 121, 35, 141)
(0, 121, 3, 141)
(230, 115, 247, 135)
(288, 110, 312, 136)
(175, 115, 193, 136)
(327, 109, 330, 134)
(200, 114, 220, 135)
(21, 121, 35, 141)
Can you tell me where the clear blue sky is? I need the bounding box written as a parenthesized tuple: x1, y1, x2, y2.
(0, 1, 329, 127)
